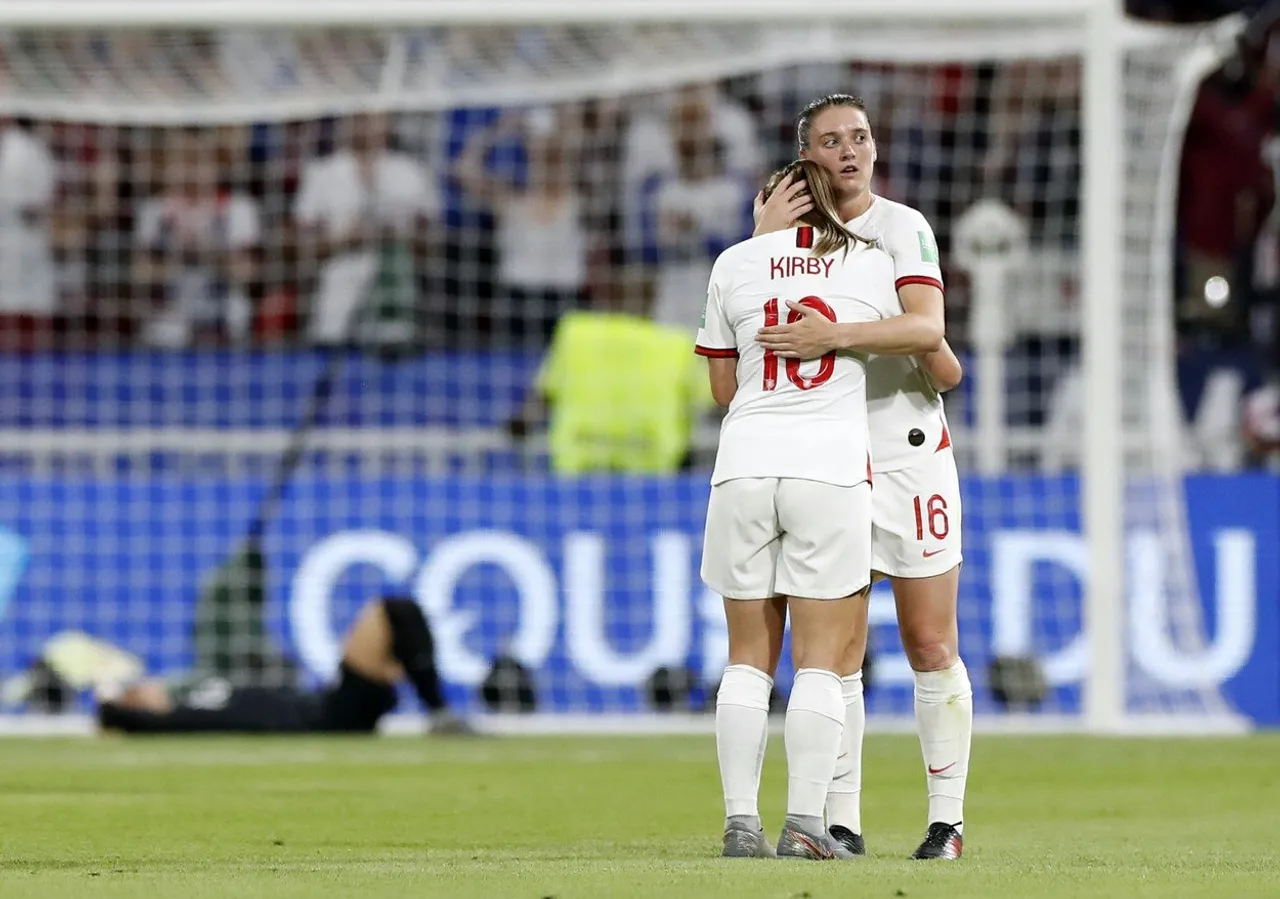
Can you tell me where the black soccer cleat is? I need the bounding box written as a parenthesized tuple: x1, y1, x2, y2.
(828, 825, 865, 858)
(911, 822, 963, 860)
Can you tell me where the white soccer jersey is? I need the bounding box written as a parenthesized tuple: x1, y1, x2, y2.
(847, 195, 952, 473)
(696, 225, 899, 487)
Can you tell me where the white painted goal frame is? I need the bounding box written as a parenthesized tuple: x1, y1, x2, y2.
(0, 0, 1250, 736)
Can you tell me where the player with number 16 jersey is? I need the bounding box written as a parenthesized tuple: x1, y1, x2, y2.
(752, 94, 971, 862)
(853, 196, 963, 578)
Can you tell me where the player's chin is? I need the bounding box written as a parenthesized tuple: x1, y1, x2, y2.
(838, 172, 869, 191)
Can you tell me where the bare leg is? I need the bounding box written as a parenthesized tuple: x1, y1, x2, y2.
(724, 596, 788, 677)
(789, 593, 860, 673)
(112, 679, 176, 713)
(340, 599, 403, 687)
(351, 595, 466, 733)
(892, 566, 960, 673)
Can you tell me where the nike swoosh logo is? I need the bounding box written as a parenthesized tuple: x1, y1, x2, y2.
(922, 549, 946, 558)
(928, 762, 956, 776)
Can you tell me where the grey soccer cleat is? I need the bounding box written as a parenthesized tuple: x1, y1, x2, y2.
(721, 822, 775, 858)
(776, 818, 838, 860)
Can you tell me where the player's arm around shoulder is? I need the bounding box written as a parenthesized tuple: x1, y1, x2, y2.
(863, 201, 946, 355)
(884, 279, 946, 355)
(764, 202, 943, 359)
(754, 201, 947, 360)
(755, 279, 945, 361)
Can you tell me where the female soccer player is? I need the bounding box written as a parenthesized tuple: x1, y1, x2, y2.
(97, 596, 471, 736)
(754, 94, 970, 861)
(697, 158, 897, 861)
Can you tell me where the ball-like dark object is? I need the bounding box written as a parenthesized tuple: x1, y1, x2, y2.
(25, 660, 69, 714)
(645, 666, 698, 712)
(987, 655, 1048, 710)
(481, 655, 537, 713)
(908, 428, 926, 447)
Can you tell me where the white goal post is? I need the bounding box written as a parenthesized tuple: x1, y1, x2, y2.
(0, 0, 1250, 735)
(0, 0, 1104, 28)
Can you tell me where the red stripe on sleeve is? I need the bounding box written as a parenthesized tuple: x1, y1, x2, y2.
(796, 226, 814, 249)
(896, 275, 944, 293)
(935, 425, 952, 453)
(695, 346, 739, 359)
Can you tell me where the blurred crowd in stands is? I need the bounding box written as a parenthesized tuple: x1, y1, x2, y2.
(1170, 2, 1280, 468)
(0, 0, 1274, 469)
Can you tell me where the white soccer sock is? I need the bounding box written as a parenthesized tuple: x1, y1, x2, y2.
(715, 664, 773, 827)
(784, 668, 845, 826)
(914, 659, 973, 832)
(825, 672, 865, 834)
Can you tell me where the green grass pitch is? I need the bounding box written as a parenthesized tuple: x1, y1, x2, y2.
(0, 732, 1277, 898)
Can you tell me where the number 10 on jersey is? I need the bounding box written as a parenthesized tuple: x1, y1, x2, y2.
(762, 296, 838, 391)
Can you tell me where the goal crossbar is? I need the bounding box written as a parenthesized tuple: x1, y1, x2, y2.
(0, 0, 1099, 29)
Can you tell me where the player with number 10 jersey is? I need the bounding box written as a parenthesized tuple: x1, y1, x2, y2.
(696, 159, 904, 863)
(696, 219, 898, 602)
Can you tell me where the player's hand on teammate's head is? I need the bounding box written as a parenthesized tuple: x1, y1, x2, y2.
(755, 300, 838, 359)
(753, 170, 813, 238)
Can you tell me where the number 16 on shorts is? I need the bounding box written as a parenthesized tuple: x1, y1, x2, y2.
(869, 455, 963, 579)
(914, 494, 949, 542)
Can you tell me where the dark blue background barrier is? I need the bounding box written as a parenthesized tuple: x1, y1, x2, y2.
(0, 349, 1263, 466)
(0, 472, 1274, 722)
(0, 351, 539, 428)
(0, 350, 1030, 431)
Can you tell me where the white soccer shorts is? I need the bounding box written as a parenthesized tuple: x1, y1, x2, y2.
(701, 477, 872, 601)
(870, 448, 963, 579)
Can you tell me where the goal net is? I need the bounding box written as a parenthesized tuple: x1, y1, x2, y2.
(0, 7, 1252, 731)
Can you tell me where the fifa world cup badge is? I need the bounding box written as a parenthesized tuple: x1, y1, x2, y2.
(918, 230, 939, 265)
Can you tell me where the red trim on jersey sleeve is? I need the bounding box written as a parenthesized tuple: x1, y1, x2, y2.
(695, 345, 739, 358)
(867, 453, 873, 486)
(895, 275, 944, 293)
(935, 424, 952, 453)
(796, 226, 814, 249)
